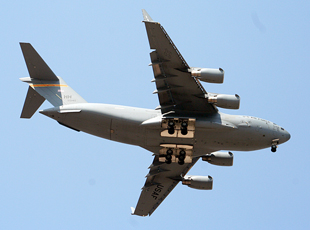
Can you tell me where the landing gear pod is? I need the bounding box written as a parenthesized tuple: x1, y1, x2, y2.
(191, 68, 224, 83)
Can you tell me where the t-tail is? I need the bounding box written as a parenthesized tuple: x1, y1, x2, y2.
(19, 43, 87, 118)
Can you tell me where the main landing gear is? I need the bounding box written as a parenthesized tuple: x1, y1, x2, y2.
(161, 118, 195, 138)
(167, 121, 175, 135)
(159, 144, 193, 165)
(178, 150, 186, 165)
(167, 120, 188, 135)
(165, 149, 173, 164)
(180, 121, 188, 136)
(164, 148, 188, 165)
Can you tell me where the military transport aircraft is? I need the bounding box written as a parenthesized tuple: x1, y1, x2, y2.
(19, 9, 290, 216)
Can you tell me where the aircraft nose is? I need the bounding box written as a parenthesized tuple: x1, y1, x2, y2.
(284, 130, 291, 142)
(280, 128, 291, 143)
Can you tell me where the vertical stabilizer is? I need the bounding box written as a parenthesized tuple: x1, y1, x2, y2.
(19, 43, 87, 118)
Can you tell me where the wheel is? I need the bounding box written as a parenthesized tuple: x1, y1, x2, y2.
(166, 154, 172, 160)
(271, 145, 277, 152)
(168, 127, 175, 135)
(166, 159, 172, 164)
(179, 150, 186, 156)
(168, 121, 175, 127)
(181, 121, 188, 128)
(178, 160, 184, 165)
(178, 155, 185, 161)
(181, 128, 188, 135)
(166, 149, 173, 155)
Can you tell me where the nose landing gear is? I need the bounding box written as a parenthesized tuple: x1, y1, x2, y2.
(271, 139, 279, 152)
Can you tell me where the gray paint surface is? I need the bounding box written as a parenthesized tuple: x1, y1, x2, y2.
(19, 9, 290, 217)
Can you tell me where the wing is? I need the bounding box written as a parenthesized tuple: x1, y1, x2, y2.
(132, 155, 199, 216)
(142, 9, 217, 115)
(133, 10, 213, 217)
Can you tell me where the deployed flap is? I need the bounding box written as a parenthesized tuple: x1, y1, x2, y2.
(133, 155, 199, 216)
(20, 86, 45, 118)
(20, 43, 58, 81)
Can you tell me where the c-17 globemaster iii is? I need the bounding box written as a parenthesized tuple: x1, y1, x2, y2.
(19, 9, 290, 216)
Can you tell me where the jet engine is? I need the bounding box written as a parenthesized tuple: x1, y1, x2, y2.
(191, 68, 224, 83)
(182, 175, 213, 190)
(202, 152, 234, 166)
(208, 93, 240, 109)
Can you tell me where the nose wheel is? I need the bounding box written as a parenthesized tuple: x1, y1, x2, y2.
(271, 139, 279, 152)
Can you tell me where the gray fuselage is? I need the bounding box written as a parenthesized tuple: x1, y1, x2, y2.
(40, 103, 290, 156)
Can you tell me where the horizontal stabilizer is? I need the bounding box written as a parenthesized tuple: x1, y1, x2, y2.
(21, 86, 45, 118)
(20, 42, 58, 81)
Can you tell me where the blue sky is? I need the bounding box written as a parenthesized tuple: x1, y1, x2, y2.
(1, 1, 309, 229)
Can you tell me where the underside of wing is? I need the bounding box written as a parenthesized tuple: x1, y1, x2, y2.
(143, 10, 217, 115)
(132, 155, 199, 216)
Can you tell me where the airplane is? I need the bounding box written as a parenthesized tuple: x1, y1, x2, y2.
(19, 9, 290, 217)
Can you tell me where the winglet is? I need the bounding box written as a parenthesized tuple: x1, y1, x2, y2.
(130, 207, 136, 215)
(142, 9, 154, 22)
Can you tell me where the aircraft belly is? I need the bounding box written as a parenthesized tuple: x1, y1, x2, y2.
(110, 118, 146, 146)
(194, 129, 235, 152)
(42, 103, 160, 146)
(44, 104, 274, 152)
(61, 112, 112, 140)
(194, 128, 267, 152)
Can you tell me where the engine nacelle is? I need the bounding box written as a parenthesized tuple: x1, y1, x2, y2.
(191, 68, 224, 83)
(208, 93, 240, 109)
(182, 175, 213, 190)
(202, 152, 234, 166)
